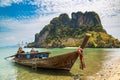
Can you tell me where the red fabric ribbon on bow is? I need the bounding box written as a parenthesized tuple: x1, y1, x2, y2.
(77, 48, 86, 70)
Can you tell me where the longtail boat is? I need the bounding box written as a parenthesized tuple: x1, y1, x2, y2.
(5, 34, 91, 71)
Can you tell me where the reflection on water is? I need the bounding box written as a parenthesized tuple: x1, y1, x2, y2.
(0, 47, 120, 80)
(15, 64, 73, 80)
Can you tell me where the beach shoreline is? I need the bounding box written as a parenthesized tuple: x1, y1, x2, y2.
(94, 58, 120, 80)
(86, 49, 120, 80)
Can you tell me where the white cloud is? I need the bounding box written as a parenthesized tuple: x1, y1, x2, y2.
(32, 0, 120, 27)
(0, 14, 57, 46)
(1, 0, 120, 19)
(5, 36, 16, 40)
(33, 0, 120, 16)
(0, 0, 22, 7)
(0, 0, 12, 7)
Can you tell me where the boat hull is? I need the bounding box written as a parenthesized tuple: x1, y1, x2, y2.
(14, 51, 78, 71)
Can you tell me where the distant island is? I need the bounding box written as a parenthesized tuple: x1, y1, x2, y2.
(27, 11, 120, 48)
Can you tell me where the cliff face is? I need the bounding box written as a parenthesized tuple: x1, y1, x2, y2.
(71, 12, 101, 27)
(27, 11, 120, 48)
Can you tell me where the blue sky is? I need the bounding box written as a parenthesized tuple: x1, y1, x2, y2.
(0, 0, 120, 47)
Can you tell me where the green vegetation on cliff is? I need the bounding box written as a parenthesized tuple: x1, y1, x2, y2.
(27, 11, 120, 48)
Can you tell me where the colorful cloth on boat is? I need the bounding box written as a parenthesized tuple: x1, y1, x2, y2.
(77, 48, 86, 70)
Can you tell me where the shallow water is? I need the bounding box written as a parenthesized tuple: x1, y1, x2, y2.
(0, 47, 120, 80)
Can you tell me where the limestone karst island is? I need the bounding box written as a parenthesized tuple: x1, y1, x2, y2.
(27, 11, 120, 48)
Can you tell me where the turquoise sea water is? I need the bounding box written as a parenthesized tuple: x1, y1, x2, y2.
(0, 47, 120, 80)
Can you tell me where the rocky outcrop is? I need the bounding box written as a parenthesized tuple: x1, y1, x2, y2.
(71, 12, 101, 27)
(27, 11, 120, 48)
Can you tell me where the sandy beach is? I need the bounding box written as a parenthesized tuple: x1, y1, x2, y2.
(94, 58, 120, 80)
(86, 49, 120, 80)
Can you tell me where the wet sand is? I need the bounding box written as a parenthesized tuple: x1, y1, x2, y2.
(86, 49, 120, 80)
(93, 58, 120, 80)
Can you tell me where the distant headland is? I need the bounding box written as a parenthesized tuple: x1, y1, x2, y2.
(27, 11, 120, 48)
